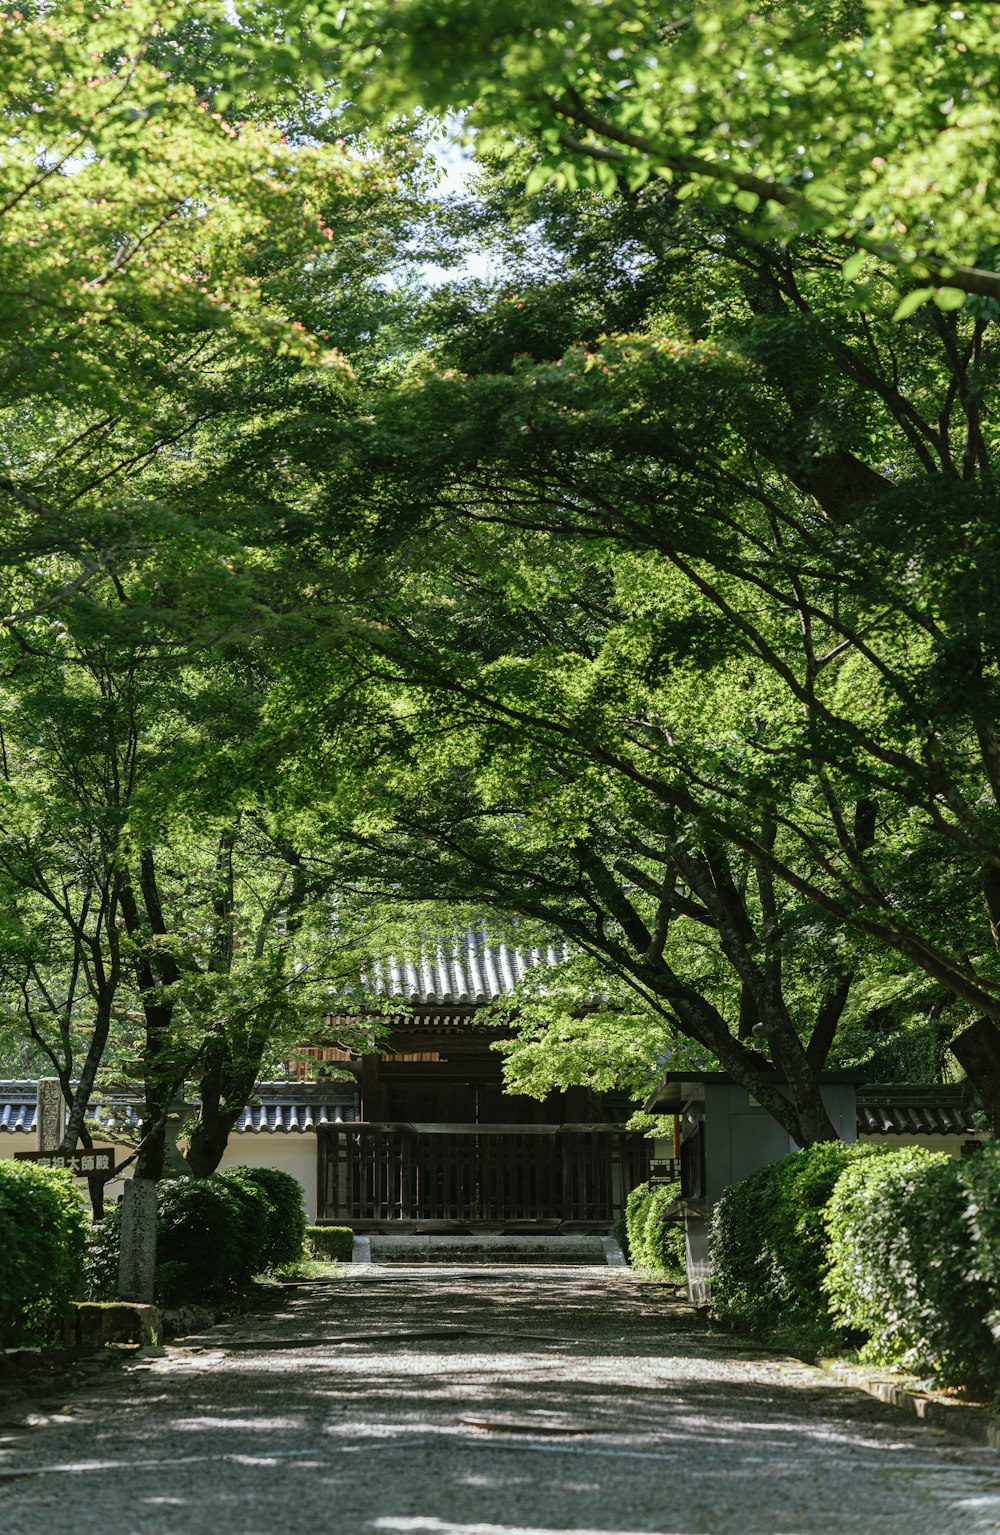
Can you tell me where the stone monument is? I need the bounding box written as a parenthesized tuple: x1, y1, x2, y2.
(36, 1078, 66, 1152)
(117, 1177, 158, 1303)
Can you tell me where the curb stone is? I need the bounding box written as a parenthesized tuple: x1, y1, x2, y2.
(817, 1357, 1000, 1450)
(600, 1234, 628, 1267)
(708, 1305, 1000, 1451)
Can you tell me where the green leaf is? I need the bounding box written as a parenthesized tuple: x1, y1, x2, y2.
(892, 288, 934, 321)
(524, 164, 552, 195)
(933, 286, 967, 311)
(842, 251, 866, 281)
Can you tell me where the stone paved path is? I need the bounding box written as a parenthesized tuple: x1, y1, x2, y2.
(1, 1265, 999, 1535)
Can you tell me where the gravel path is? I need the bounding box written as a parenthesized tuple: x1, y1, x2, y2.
(1, 1265, 998, 1535)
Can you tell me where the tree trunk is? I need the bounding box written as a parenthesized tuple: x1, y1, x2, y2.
(136, 1112, 167, 1182)
(709, 1030, 839, 1147)
(59, 1000, 113, 1155)
(950, 1016, 1000, 1138)
(643, 966, 841, 1146)
(185, 1109, 242, 1177)
(120, 851, 185, 1183)
(87, 1173, 106, 1222)
(184, 1033, 257, 1177)
(806, 973, 852, 1069)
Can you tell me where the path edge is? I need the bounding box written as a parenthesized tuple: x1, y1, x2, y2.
(818, 1358, 1000, 1450)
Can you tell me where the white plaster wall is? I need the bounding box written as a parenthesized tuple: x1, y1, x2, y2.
(858, 1132, 982, 1159)
(0, 1131, 134, 1208)
(217, 1134, 318, 1222)
(1, 1131, 319, 1219)
(0, 1131, 39, 1159)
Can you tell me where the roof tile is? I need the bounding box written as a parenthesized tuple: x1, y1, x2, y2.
(369, 929, 572, 1007)
(0, 1082, 357, 1137)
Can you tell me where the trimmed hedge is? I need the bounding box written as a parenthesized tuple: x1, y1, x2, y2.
(624, 1181, 685, 1276)
(305, 1225, 354, 1262)
(0, 1161, 87, 1345)
(710, 1141, 884, 1337)
(963, 1142, 1000, 1342)
(711, 1139, 1000, 1394)
(220, 1167, 307, 1269)
(159, 1176, 274, 1303)
(88, 1171, 304, 1306)
(824, 1145, 999, 1390)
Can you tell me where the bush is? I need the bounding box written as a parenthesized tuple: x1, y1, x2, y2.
(624, 1182, 648, 1265)
(824, 1146, 998, 1390)
(710, 1141, 884, 1337)
(220, 1167, 306, 1269)
(962, 1142, 1000, 1345)
(626, 1178, 648, 1264)
(305, 1225, 353, 1262)
(156, 1176, 265, 1303)
(84, 1206, 120, 1301)
(0, 1161, 87, 1345)
(88, 1174, 274, 1307)
(624, 1182, 685, 1276)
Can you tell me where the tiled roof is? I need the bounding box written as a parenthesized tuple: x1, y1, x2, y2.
(855, 1085, 979, 1137)
(369, 929, 570, 1007)
(236, 1092, 355, 1133)
(324, 1012, 505, 1037)
(0, 1084, 35, 1134)
(1, 1079, 981, 1138)
(0, 1082, 356, 1136)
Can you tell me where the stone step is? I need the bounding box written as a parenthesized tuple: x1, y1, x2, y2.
(366, 1234, 618, 1265)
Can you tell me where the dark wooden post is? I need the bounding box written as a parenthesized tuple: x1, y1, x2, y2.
(360, 1054, 389, 1121)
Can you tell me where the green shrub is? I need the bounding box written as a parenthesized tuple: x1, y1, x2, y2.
(0, 1161, 87, 1345)
(157, 1176, 263, 1303)
(824, 1146, 998, 1390)
(962, 1142, 1000, 1345)
(220, 1167, 306, 1269)
(710, 1141, 884, 1337)
(305, 1225, 353, 1262)
(642, 1185, 686, 1274)
(624, 1182, 685, 1276)
(624, 1182, 648, 1266)
(88, 1174, 268, 1307)
(84, 1206, 120, 1302)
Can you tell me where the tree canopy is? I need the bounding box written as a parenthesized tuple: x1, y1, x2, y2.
(318, 0, 1000, 305)
(0, 0, 424, 1178)
(3, 0, 999, 1167)
(239, 164, 1000, 1138)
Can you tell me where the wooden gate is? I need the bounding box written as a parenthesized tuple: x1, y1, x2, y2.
(317, 1123, 650, 1226)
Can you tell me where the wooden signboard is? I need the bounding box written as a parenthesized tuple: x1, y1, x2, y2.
(649, 1156, 681, 1184)
(15, 1148, 116, 1176)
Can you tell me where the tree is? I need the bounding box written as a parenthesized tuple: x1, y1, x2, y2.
(266, 487, 959, 1144)
(0, 0, 435, 1182)
(8, 1, 999, 1156)
(0, 612, 377, 1190)
(238, 169, 1000, 1134)
(0, 0, 414, 636)
(316, 0, 1000, 305)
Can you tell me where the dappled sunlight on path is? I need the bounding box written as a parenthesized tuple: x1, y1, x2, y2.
(0, 1266, 997, 1534)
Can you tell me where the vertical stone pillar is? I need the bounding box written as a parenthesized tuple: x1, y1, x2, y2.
(36, 1078, 65, 1152)
(117, 1177, 158, 1303)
